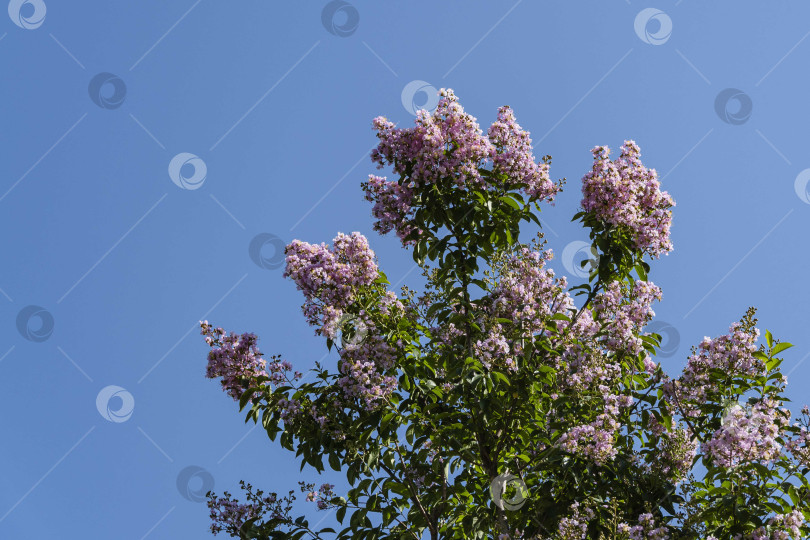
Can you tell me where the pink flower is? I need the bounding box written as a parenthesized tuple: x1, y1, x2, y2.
(362, 175, 420, 245)
(581, 141, 674, 257)
(337, 333, 398, 409)
(370, 89, 493, 190)
(488, 106, 559, 201)
(663, 322, 762, 416)
(200, 321, 267, 402)
(367, 89, 562, 247)
(556, 502, 594, 539)
(283, 232, 379, 337)
(703, 398, 786, 467)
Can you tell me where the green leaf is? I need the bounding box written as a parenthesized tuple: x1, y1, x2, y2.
(770, 342, 793, 356)
(499, 195, 521, 211)
(336, 505, 346, 524)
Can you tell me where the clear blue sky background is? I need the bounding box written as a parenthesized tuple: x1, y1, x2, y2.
(2, 1, 809, 538)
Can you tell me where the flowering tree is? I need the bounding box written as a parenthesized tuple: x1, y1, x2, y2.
(200, 89, 810, 539)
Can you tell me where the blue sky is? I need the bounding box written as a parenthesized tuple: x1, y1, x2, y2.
(2, 1, 810, 538)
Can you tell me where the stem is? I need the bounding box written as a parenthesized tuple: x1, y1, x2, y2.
(389, 443, 437, 538)
(563, 283, 603, 338)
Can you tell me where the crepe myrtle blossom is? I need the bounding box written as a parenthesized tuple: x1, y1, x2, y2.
(491, 247, 573, 335)
(337, 333, 398, 409)
(786, 406, 810, 467)
(591, 280, 662, 356)
(361, 174, 420, 245)
(208, 481, 290, 537)
(201, 321, 302, 403)
(557, 391, 632, 466)
(473, 323, 512, 371)
(200, 321, 267, 402)
(732, 509, 805, 540)
(786, 425, 810, 467)
(208, 492, 268, 536)
(366, 89, 562, 246)
(277, 397, 302, 422)
(702, 398, 788, 468)
(646, 420, 699, 482)
(305, 483, 335, 511)
(643, 354, 658, 374)
(370, 89, 494, 189)
(557, 344, 622, 392)
(662, 322, 762, 417)
(487, 105, 559, 200)
(627, 513, 670, 540)
(555, 502, 595, 539)
(581, 141, 674, 257)
(283, 232, 379, 337)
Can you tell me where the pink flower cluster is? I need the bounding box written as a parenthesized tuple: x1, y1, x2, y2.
(491, 248, 573, 336)
(267, 356, 302, 387)
(201, 321, 267, 402)
(765, 509, 805, 540)
(647, 421, 698, 482)
(473, 324, 512, 371)
(305, 483, 334, 511)
(557, 390, 632, 465)
(283, 232, 379, 337)
(703, 399, 787, 467)
(622, 513, 670, 539)
(556, 502, 594, 539)
(365, 89, 561, 245)
(362, 175, 420, 245)
(581, 141, 674, 257)
(786, 408, 810, 467)
(337, 333, 398, 409)
(208, 495, 264, 536)
(370, 89, 493, 189)
(277, 397, 302, 422)
(787, 428, 810, 465)
(662, 322, 762, 417)
(731, 509, 805, 539)
(592, 280, 662, 355)
(557, 343, 621, 392)
(208, 484, 283, 537)
(488, 106, 557, 199)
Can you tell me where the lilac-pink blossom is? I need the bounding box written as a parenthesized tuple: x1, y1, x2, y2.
(581, 141, 674, 257)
